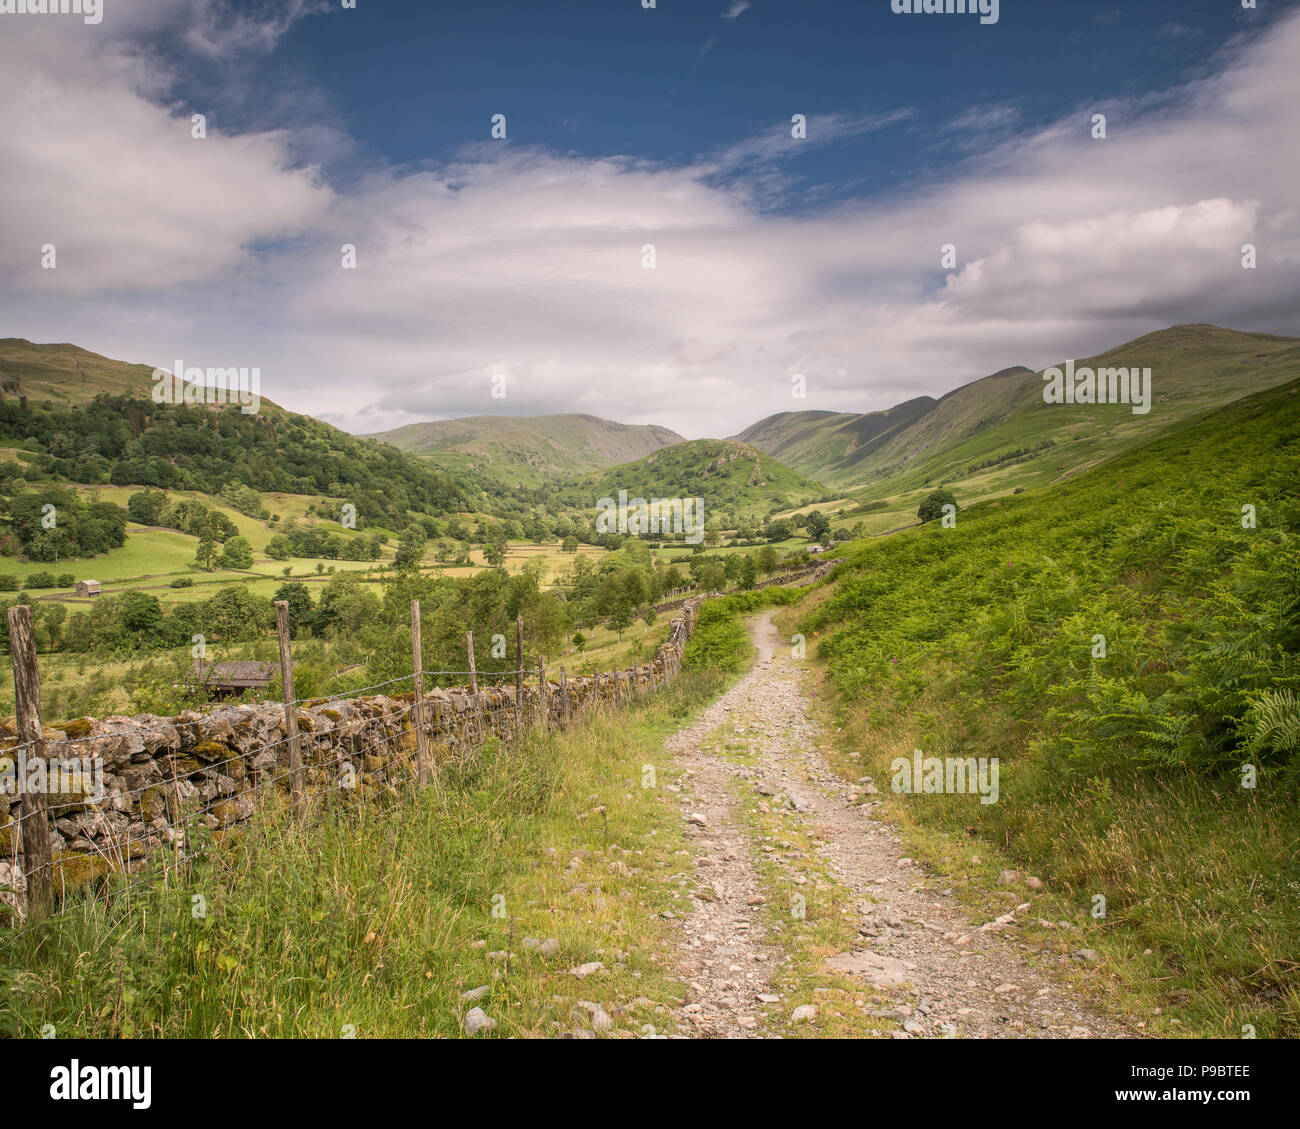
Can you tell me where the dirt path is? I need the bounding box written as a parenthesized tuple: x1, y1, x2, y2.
(665, 611, 1129, 1039)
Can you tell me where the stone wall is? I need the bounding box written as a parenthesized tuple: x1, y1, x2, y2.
(1, 599, 702, 924)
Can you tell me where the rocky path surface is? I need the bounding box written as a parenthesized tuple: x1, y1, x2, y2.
(665, 612, 1129, 1039)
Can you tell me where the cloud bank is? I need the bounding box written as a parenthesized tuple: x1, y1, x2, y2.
(0, 0, 1296, 438)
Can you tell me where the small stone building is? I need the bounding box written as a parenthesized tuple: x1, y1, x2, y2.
(193, 660, 277, 699)
(75, 579, 102, 597)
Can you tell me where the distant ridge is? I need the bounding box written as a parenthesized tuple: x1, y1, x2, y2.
(735, 325, 1300, 491)
(366, 412, 685, 488)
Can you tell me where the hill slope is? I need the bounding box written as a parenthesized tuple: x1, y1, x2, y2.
(0, 338, 165, 407)
(552, 439, 828, 527)
(366, 413, 685, 488)
(740, 326, 1300, 497)
(803, 372, 1300, 1032)
(0, 339, 481, 529)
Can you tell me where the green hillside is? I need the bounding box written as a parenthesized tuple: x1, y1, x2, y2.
(741, 326, 1300, 500)
(803, 375, 1300, 1032)
(552, 439, 828, 527)
(366, 413, 684, 488)
(0, 338, 163, 407)
(863, 324, 1300, 498)
(734, 396, 936, 482)
(0, 340, 482, 530)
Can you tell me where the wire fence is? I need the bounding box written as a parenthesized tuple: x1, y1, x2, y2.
(1, 596, 700, 940)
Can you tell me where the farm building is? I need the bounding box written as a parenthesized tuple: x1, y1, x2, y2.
(75, 579, 102, 597)
(193, 660, 277, 699)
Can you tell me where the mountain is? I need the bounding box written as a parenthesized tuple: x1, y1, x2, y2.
(0, 338, 179, 407)
(736, 392, 967, 483)
(365, 413, 685, 488)
(551, 439, 828, 526)
(0, 339, 480, 530)
(739, 325, 1300, 498)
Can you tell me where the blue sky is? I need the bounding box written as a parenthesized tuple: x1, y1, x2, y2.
(210, 0, 1287, 203)
(1, 0, 1297, 437)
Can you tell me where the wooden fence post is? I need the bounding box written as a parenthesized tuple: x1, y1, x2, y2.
(8, 605, 52, 923)
(613, 668, 622, 706)
(466, 630, 483, 742)
(274, 600, 305, 813)
(537, 656, 548, 731)
(560, 666, 570, 724)
(411, 599, 429, 787)
(515, 614, 524, 734)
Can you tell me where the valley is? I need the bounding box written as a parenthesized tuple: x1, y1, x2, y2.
(1, 324, 1297, 1041)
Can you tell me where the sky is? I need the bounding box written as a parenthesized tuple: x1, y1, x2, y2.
(1, 0, 1297, 439)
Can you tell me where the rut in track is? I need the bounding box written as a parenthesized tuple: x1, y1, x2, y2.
(663, 611, 1129, 1039)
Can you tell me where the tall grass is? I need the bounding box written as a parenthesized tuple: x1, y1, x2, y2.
(0, 670, 727, 1038)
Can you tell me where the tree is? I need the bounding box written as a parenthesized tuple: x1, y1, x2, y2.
(806, 510, 831, 542)
(483, 539, 506, 568)
(272, 582, 316, 638)
(740, 555, 758, 590)
(918, 489, 958, 524)
(119, 591, 162, 634)
(219, 535, 253, 570)
(315, 573, 381, 638)
(194, 536, 218, 571)
(766, 518, 793, 543)
(561, 535, 579, 553)
(394, 523, 428, 570)
(698, 559, 726, 592)
(126, 488, 169, 525)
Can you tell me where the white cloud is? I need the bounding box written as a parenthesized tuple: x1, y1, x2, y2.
(0, 5, 1297, 440)
(722, 1, 751, 20)
(0, 0, 331, 293)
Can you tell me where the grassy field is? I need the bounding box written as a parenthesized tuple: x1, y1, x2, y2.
(0, 668, 731, 1038)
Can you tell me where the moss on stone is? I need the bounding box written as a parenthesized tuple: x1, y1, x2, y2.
(54, 718, 95, 739)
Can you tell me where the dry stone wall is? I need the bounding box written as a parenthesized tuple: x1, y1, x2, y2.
(1, 599, 702, 923)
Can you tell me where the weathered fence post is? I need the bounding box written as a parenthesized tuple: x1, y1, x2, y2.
(560, 666, 570, 724)
(466, 630, 484, 742)
(515, 614, 524, 734)
(411, 599, 429, 787)
(8, 605, 52, 923)
(274, 600, 305, 813)
(538, 655, 549, 732)
(613, 668, 622, 706)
